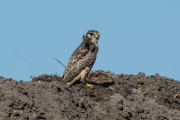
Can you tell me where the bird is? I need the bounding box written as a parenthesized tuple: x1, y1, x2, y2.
(61, 30, 100, 88)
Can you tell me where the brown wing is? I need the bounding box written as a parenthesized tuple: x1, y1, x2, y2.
(65, 35, 88, 69)
(61, 37, 98, 84)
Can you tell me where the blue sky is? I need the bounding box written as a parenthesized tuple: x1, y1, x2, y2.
(0, 1, 180, 81)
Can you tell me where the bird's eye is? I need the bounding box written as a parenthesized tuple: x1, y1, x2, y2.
(90, 33, 94, 35)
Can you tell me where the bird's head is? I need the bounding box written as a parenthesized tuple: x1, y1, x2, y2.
(86, 30, 100, 45)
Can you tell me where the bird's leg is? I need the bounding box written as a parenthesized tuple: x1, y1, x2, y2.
(83, 67, 95, 89)
(174, 92, 180, 98)
(67, 67, 95, 88)
(67, 68, 88, 87)
(67, 74, 81, 87)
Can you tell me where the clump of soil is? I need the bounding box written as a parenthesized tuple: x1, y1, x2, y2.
(0, 71, 180, 120)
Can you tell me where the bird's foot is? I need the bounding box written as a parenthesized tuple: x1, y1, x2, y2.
(86, 83, 95, 89)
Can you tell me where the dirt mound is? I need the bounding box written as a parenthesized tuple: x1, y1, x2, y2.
(0, 71, 180, 120)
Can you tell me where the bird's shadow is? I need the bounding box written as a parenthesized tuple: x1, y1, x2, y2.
(76, 79, 114, 88)
(88, 81, 115, 87)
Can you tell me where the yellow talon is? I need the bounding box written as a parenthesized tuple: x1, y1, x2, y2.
(86, 83, 95, 89)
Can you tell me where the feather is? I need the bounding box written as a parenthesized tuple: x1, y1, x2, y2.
(61, 31, 99, 84)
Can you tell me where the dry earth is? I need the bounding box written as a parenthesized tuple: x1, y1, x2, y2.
(0, 70, 180, 120)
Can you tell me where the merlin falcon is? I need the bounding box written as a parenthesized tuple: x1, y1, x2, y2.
(61, 30, 100, 88)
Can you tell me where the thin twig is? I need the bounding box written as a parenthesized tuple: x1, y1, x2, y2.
(53, 57, 66, 68)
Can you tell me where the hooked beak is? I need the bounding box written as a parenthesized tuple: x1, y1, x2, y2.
(95, 34, 99, 39)
(95, 35, 98, 38)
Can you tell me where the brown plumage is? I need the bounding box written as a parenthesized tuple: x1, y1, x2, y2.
(61, 30, 100, 87)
